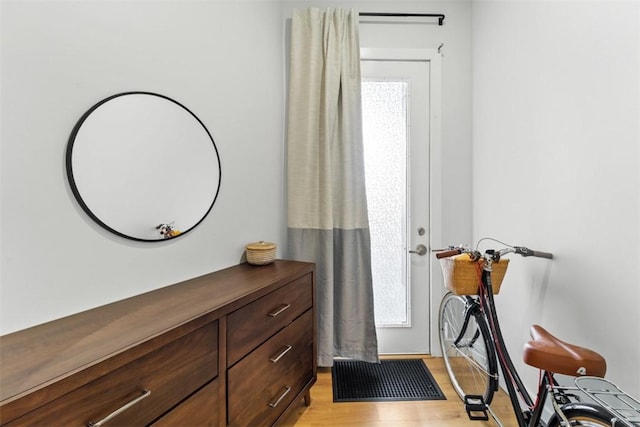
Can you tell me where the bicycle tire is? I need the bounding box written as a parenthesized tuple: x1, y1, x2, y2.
(439, 292, 498, 404)
(546, 405, 613, 426)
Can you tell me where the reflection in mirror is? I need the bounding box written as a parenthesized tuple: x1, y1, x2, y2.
(67, 92, 221, 241)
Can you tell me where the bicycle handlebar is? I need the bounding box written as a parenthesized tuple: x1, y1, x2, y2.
(513, 246, 553, 259)
(435, 249, 462, 259)
(435, 243, 553, 260)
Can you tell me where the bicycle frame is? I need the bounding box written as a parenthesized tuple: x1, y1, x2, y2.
(439, 243, 639, 427)
(475, 266, 613, 426)
(480, 268, 535, 425)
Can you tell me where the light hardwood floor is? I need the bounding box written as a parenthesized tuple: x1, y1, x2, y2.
(281, 356, 518, 427)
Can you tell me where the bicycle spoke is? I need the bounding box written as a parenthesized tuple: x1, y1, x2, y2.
(445, 341, 497, 379)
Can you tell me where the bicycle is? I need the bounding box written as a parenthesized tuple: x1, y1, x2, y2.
(435, 239, 640, 426)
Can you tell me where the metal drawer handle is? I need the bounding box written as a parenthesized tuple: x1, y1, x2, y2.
(268, 386, 292, 408)
(267, 304, 291, 317)
(87, 389, 151, 427)
(269, 345, 293, 363)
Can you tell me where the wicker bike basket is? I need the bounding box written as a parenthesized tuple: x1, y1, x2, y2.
(439, 253, 509, 295)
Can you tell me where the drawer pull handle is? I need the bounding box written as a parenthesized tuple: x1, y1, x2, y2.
(267, 304, 291, 317)
(269, 345, 293, 363)
(87, 389, 151, 427)
(268, 386, 292, 408)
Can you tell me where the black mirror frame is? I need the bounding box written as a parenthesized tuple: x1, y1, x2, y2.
(66, 91, 222, 242)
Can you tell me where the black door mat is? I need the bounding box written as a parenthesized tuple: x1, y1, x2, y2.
(332, 359, 446, 402)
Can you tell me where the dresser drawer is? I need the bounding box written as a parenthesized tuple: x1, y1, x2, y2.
(227, 273, 312, 366)
(7, 321, 218, 427)
(151, 378, 220, 427)
(228, 310, 314, 427)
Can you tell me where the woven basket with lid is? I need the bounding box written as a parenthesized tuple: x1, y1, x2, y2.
(245, 241, 276, 265)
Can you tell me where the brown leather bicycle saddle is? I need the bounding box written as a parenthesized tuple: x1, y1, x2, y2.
(523, 324, 606, 377)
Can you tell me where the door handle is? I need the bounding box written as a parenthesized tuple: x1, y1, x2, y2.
(409, 244, 428, 256)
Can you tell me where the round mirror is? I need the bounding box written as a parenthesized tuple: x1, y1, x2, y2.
(66, 92, 221, 241)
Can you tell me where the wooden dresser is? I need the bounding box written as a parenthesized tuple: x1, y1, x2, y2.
(0, 260, 316, 427)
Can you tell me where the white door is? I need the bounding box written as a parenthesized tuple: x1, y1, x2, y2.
(361, 49, 438, 354)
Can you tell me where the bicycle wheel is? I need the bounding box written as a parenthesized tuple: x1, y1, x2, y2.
(546, 404, 613, 426)
(547, 409, 612, 427)
(439, 292, 498, 404)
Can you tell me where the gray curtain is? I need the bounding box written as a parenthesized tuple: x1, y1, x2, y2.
(286, 7, 379, 367)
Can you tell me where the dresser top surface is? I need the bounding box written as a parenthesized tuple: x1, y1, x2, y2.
(0, 260, 314, 405)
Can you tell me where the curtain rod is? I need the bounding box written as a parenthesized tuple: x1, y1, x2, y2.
(359, 12, 445, 26)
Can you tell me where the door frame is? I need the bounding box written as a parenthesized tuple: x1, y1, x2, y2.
(360, 48, 443, 356)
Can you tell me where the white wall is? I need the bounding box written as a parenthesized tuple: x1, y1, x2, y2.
(472, 0, 640, 396)
(0, 1, 286, 334)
